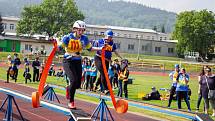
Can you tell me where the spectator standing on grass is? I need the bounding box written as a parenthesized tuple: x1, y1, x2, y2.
(23, 58, 32, 83)
(108, 61, 115, 88)
(113, 59, 120, 89)
(89, 62, 97, 91)
(6, 55, 13, 83)
(39, 63, 45, 80)
(199, 66, 215, 116)
(13, 53, 21, 82)
(168, 64, 180, 108)
(117, 59, 129, 98)
(84, 59, 91, 90)
(176, 68, 191, 111)
(196, 66, 208, 112)
(32, 56, 40, 82)
(30, 47, 33, 53)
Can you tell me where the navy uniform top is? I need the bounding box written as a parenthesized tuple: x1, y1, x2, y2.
(94, 39, 117, 60)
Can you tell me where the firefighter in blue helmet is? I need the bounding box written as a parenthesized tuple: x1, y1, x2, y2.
(93, 29, 123, 94)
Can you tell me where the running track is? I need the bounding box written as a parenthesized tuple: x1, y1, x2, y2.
(0, 80, 158, 121)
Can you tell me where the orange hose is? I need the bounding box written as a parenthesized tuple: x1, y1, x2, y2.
(38, 41, 57, 97)
(32, 41, 57, 108)
(101, 47, 128, 113)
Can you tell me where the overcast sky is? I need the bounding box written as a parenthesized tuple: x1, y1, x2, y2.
(117, 0, 215, 13)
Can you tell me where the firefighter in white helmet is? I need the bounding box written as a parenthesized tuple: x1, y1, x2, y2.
(57, 20, 103, 109)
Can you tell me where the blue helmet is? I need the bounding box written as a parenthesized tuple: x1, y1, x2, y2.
(105, 30, 113, 37)
(174, 64, 180, 68)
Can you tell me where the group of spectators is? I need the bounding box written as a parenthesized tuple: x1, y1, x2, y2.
(30, 47, 47, 56)
(197, 66, 215, 116)
(6, 54, 46, 84)
(167, 64, 215, 116)
(80, 57, 129, 98)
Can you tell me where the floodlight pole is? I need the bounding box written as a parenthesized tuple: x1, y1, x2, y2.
(137, 36, 140, 60)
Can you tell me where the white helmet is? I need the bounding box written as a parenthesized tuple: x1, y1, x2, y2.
(73, 20, 86, 29)
(7, 55, 11, 59)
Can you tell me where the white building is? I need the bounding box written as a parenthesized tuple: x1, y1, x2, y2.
(1, 17, 177, 56)
(86, 24, 176, 56)
(2, 17, 18, 34)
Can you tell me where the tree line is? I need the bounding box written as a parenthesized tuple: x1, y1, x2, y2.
(0, 0, 176, 33)
(1, 0, 215, 60)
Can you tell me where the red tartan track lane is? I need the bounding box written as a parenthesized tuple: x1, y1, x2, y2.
(0, 94, 68, 121)
(0, 80, 158, 121)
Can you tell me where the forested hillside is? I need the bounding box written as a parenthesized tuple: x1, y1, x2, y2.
(0, 0, 176, 32)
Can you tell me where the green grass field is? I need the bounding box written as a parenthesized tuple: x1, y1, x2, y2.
(0, 67, 206, 112)
(1, 52, 215, 120)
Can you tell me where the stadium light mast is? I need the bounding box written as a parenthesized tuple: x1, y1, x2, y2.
(137, 35, 140, 60)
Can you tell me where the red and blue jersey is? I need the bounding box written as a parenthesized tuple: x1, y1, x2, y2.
(94, 39, 117, 59)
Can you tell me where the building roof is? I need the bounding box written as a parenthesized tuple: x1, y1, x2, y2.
(2, 17, 20, 21)
(5, 32, 17, 36)
(87, 24, 157, 33)
(161, 40, 178, 43)
(1, 34, 51, 43)
(2, 16, 159, 34)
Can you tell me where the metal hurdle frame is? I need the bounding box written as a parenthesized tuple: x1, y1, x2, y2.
(0, 87, 91, 121)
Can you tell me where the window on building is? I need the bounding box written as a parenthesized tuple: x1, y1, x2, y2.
(128, 44, 134, 50)
(128, 34, 131, 38)
(124, 34, 127, 38)
(136, 35, 139, 38)
(25, 44, 32, 51)
(164, 37, 167, 40)
(141, 35, 144, 39)
(118, 33, 120, 37)
(142, 45, 148, 51)
(12, 41, 16, 52)
(160, 37, 162, 41)
(147, 36, 150, 40)
(152, 36, 155, 40)
(3, 23, 7, 29)
(94, 31, 98, 35)
(155, 47, 161, 53)
(10, 24, 14, 30)
(168, 48, 174, 53)
(86, 30, 90, 35)
(29, 45, 32, 50)
(25, 44, 28, 50)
